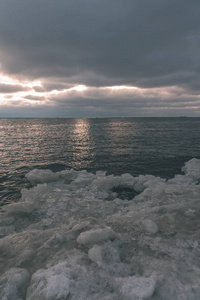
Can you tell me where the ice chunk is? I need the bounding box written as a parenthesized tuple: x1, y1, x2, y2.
(26, 169, 59, 184)
(0, 268, 30, 300)
(113, 275, 156, 300)
(71, 170, 96, 188)
(72, 220, 90, 232)
(182, 158, 200, 180)
(26, 262, 71, 300)
(167, 174, 195, 185)
(4, 202, 36, 215)
(142, 219, 158, 234)
(88, 242, 121, 267)
(77, 227, 116, 246)
(59, 168, 78, 183)
(88, 245, 103, 266)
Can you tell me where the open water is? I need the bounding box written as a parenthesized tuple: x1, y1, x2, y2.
(1, 117, 200, 299)
(1, 117, 200, 205)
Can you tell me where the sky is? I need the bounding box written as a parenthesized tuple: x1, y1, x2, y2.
(0, 0, 200, 118)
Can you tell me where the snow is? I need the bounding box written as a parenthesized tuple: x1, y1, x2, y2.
(0, 158, 200, 299)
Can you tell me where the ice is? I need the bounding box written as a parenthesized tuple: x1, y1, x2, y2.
(113, 275, 157, 300)
(88, 242, 120, 267)
(0, 268, 30, 300)
(182, 158, 200, 181)
(26, 262, 71, 300)
(142, 219, 158, 234)
(77, 227, 116, 246)
(0, 158, 200, 299)
(0, 225, 15, 237)
(25, 169, 59, 184)
(88, 245, 103, 266)
(72, 220, 90, 232)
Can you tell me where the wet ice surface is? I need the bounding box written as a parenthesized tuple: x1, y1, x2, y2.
(0, 159, 200, 300)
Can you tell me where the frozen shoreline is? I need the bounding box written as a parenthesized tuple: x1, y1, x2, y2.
(0, 158, 200, 299)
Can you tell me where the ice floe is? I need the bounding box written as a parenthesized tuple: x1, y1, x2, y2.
(0, 158, 200, 299)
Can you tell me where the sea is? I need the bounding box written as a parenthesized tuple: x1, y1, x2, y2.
(0, 117, 200, 299)
(1, 117, 200, 205)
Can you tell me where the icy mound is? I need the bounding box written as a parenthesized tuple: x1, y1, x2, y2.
(0, 159, 200, 299)
(182, 158, 200, 181)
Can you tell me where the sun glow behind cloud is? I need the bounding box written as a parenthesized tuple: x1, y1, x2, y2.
(27, 84, 88, 99)
(0, 73, 88, 105)
(1, 73, 200, 117)
(71, 85, 87, 92)
(0, 73, 42, 88)
(0, 74, 16, 84)
(0, 78, 194, 103)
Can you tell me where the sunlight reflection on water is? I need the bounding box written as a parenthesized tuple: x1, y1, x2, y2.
(0, 117, 200, 204)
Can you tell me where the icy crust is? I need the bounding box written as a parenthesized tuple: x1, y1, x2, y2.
(0, 159, 200, 299)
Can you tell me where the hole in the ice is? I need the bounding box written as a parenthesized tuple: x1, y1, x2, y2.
(111, 186, 139, 200)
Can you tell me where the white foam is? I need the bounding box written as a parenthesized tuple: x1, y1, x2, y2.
(0, 158, 200, 299)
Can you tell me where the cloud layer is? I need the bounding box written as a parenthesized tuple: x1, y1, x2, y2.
(0, 0, 200, 117)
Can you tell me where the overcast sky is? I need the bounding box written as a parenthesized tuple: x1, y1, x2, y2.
(0, 0, 200, 117)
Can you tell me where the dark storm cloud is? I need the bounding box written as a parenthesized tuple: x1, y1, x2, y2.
(0, 0, 200, 92)
(0, 83, 31, 93)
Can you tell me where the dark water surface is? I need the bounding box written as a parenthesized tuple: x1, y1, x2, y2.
(1, 117, 200, 205)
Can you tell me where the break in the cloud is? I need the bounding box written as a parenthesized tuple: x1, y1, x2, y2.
(0, 0, 200, 117)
